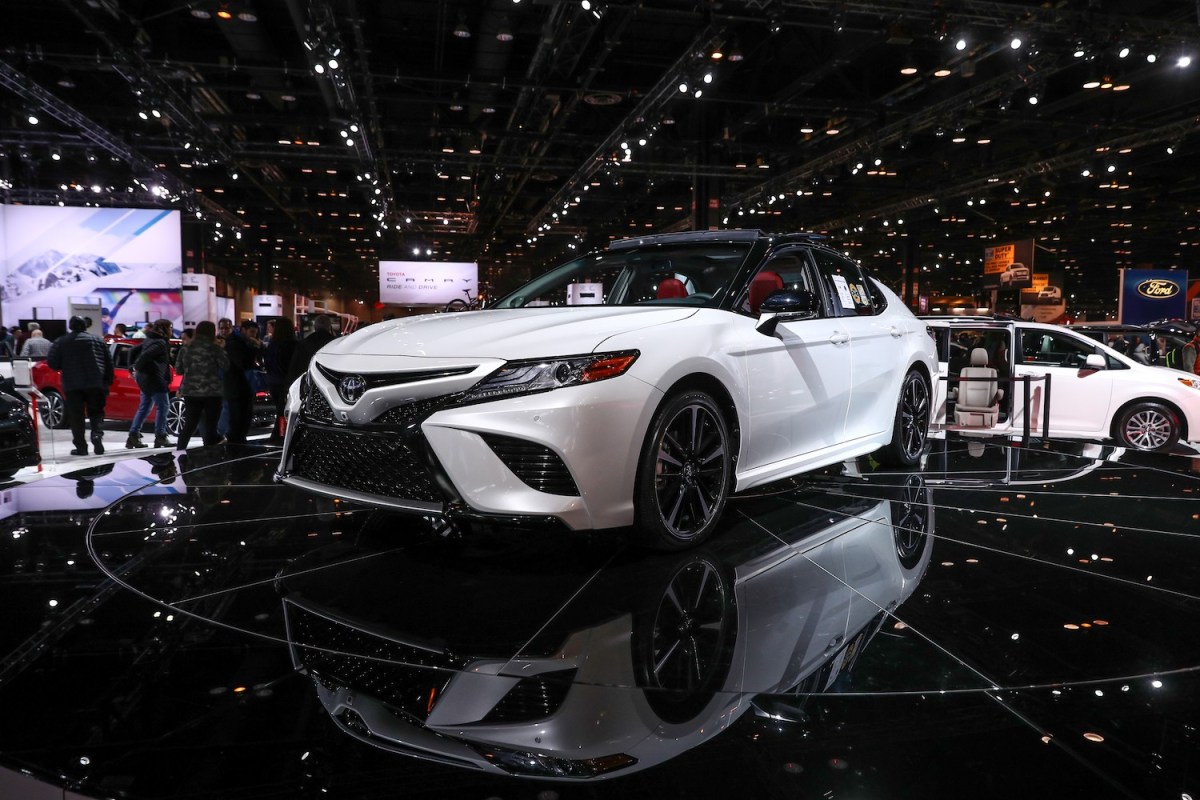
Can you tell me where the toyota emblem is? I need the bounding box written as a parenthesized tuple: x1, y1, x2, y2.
(338, 375, 368, 404)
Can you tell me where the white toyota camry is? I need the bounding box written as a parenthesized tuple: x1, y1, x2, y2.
(276, 230, 938, 548)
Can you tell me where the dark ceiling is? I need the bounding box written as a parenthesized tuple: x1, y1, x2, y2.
(2, 0, 1199, 310)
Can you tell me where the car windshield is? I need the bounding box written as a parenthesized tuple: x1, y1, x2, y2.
(492, 241, 754, 309)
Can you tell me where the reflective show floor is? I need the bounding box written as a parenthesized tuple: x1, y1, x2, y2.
(1, 436, 1199, 799)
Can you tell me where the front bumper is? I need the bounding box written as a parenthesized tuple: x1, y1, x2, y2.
(276, 368, 661, 531)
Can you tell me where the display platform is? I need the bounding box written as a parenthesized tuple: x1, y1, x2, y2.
(1, 436, 1198, 799)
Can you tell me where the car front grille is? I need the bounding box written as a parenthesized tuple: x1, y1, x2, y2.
(374, 397, 455, 426)
(286, 599, 466, 723)
(480, 434, 580, 496)
(287, 423, 443, 503)
(482, 669, 577, 723)
(301, 379, 334, 423)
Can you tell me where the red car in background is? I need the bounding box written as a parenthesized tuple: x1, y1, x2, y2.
(32, 338, 187, 435)
(32, 337, 276, 436)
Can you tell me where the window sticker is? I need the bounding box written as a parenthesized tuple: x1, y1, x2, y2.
(855, 284, 871, 306)
(831, 274, 856, 309)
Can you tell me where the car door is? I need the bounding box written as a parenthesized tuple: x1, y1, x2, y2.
(1012, 327, 1116, 435)
(739, 249, 854, 472)
(107, 343, 141, 419)
(809, 250, 907, 441)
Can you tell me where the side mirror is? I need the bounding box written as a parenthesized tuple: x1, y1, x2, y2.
(760, 289, 819, 315)
(1084, 353, 1107, 370)
(756, 289, 820, 337)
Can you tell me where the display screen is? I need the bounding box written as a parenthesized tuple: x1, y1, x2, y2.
(379, 260, 477, 306)
(1, 205, 182, 328)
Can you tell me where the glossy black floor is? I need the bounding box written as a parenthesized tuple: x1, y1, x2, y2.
(2, 436, 1199, 800)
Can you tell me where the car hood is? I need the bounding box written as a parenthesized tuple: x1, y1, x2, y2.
(319, 307, 699, 360)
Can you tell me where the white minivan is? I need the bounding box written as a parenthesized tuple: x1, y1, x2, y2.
(924, 316, 1200, 451)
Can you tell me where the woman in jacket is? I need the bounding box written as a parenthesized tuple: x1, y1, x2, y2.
(174, 320, 230, 450)
(126, 319, 174, 449)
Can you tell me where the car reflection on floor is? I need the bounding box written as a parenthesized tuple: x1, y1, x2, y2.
(1, 437, 1199, 799)
(277, 478, 933, 779)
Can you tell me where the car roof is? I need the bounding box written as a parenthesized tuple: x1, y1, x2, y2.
(607, 229, 827, 250)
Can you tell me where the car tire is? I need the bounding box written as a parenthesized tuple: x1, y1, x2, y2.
(877, 369, 931, 467)
(167, 396, 186, 437)
(39, 389, 67, 429)
(1116, 401, 1180, 452)
(633, 556, 736, 724)
(635, 390, 732, 550)
(891, 474, 933, 570)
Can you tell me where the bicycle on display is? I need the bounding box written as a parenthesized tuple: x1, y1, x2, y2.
(445, 287, 485, 312)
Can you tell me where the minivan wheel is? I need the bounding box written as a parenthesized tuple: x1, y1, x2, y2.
(1116, 402, 1180, 451)
(635, 391, 732, 550)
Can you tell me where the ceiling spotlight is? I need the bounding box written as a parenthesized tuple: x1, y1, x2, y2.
(138, 110, 149, 120)
(702, 71, 713, 84)
(453, 13, 471, 38)
(1028, 93, 1039, 105)
(1146, 52, 1158, 63)
(496, 18, 513, 41)
(710, 44, 724, 60)
(1010, 36, 1023, 50)
(191, 8, 212, 18)
(1074, 46, 1086, 58)
(313, 62, 325, 74)
(50, 148, 61, 161)
(1118, 46, 1130, 58)
(727, 45, 744, 62)
(955, 37, 967, 51)
(26, 113, 39, 125)
(215, 6, 233, 20)
(1178, 55, 1193, 68)
(327, 58, 339, 70)
(678, 80, 689, 93)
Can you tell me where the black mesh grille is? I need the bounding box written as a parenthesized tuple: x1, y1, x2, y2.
(288, 423, 442, 503)
(480, 434, 580, 496)
(374, 397, 454, 425)
(302, 380, 333, 423)
(287, 600, 465, 722)
(482, 670, 577, 723)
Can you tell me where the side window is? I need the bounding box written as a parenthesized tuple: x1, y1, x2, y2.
(1017, 328, 1099, 368)
(113, 344, 131, 369)
(741, 251, 816, 315)
(810, 249, 875, 318)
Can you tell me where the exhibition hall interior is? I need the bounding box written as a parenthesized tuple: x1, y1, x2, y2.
(3, 1, 1200, 798)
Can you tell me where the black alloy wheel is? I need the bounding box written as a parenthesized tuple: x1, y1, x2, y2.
(891, 475, 932, 570)
(635, 390, 732, 550)
(637, 557, 736, 724)
(879, 370, 930, 467)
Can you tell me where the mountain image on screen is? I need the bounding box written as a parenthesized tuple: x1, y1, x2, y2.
(4, 250, 125, 299)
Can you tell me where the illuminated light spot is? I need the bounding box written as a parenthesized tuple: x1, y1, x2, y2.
(1078, 559, 1090, 564)
(233, 686, 247, 693)
(965, 558, 979, 564)
(1083, 733, 1105, 743)
(1152, 680, 1163, 688)
(829, 758, 849, 770)
(940, 561, 955, 567)
(1016, 494, 1026, 499)
(1100, 557, 1113, 562)
(1093, 620, 1109, 626)
(1095, 689, 1104, 696)
(1000, 496, 1010, 502)
(1064, 624, 1080, 630)
(782, 762, 804, 774)
(1041, 735, 1052, 744)
(893, 621, 908, 630)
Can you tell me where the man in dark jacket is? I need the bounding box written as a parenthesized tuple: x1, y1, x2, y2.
(47, 316, 115, 455)
(223, 319, 262, 444)
(286, 314, 338, 386)
(126, 319, 174, 449)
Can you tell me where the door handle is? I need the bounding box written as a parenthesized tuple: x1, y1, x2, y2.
(829, 332, 849, 345)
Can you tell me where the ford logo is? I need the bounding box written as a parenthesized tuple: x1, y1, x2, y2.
(1137, 279, 1180, 299)
(338, 375, 368, 404)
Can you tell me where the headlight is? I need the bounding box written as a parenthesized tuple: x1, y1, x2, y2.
(1178, 378, 1200, 390)
(460, 350, 639, 403)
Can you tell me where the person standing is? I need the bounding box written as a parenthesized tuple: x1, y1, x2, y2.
(47, 316, 114, 455)
(0, 327, 14, 356)
(20, 329, 52, 359)
(223, 319, 262, 444)
(126, 319, 174, 449)
(1183, 331, 1200, 375)
(174, 320, 229, 450)
(263, 317, 297, 443)
(286, 314, 338, 386)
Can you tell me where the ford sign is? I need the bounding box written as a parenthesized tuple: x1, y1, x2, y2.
(1136, 279, 1181, 299)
